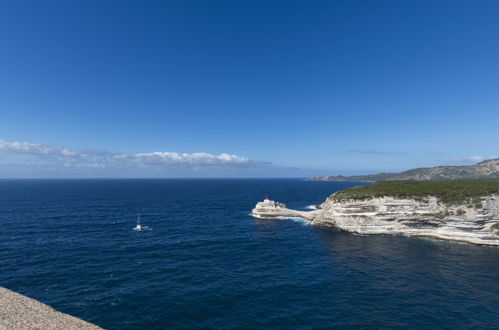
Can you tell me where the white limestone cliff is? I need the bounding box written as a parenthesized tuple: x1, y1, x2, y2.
(251, 195, 499, 245)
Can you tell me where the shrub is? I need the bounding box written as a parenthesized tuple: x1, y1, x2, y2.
(332, 179, 499, 208)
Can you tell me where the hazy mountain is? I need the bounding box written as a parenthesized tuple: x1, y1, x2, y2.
(307, 159, 499, 181)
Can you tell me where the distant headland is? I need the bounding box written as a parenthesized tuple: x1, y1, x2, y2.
(307, 158, 499, 182)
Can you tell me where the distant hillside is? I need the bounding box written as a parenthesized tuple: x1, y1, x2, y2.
(307, 158, 499, 181)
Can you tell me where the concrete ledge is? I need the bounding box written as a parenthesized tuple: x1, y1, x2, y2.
(0, 287, 102, 330)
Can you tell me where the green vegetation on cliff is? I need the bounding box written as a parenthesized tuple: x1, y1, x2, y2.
(332, 179, 499, 207)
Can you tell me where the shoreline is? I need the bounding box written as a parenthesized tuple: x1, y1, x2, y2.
(252, 199, 499, 247)
(313, 222, 499, 246)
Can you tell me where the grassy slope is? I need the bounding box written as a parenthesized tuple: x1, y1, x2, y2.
(332, 179, 499, 207)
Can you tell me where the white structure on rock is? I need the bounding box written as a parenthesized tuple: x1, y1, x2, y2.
(252, 196, 320, 220)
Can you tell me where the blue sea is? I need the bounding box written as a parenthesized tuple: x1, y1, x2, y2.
(1, 179, 499, 329)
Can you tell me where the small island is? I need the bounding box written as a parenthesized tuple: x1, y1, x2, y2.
(252, 180, 499, 245)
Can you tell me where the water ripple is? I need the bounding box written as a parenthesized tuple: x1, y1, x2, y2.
(0, 179, 498, 329)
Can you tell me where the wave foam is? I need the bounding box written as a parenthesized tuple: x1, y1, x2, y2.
(249, 214, 309, 225)
(133, 226, 152, 231)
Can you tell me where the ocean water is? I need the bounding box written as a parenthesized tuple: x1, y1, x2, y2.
(1, 179, 499, 329)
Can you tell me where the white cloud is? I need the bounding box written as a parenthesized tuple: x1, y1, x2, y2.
(0, 139, 80, 157)
(439, 155, 498, 164)
(0, 138, 251, 171)
(112, 152, 248, 166)
(348, 149, 403, 155)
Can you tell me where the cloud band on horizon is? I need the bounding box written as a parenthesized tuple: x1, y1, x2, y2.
(0, 138, 256, 175)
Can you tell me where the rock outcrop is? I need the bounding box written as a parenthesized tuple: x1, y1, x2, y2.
(252, 195, 499, 245)
(252, 199, 321, 221)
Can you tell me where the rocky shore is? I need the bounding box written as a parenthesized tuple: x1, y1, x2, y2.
(0, 287, 101, 329)
(252, 194, 499, 246)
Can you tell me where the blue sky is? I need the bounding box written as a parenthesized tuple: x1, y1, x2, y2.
(1, 0, 498, 177)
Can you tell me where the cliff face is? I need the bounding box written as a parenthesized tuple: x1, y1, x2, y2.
(252, 195, 499, 245)
(312, 195, 499, 245)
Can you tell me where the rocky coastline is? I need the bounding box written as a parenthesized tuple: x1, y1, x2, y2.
(251, 199, 321, 220)
(252, 194, 499, 246)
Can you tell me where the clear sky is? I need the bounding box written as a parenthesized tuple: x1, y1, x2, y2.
(1, 0, 498, 177)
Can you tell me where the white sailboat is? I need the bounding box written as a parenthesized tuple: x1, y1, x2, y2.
(133, 213, 143, 231)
